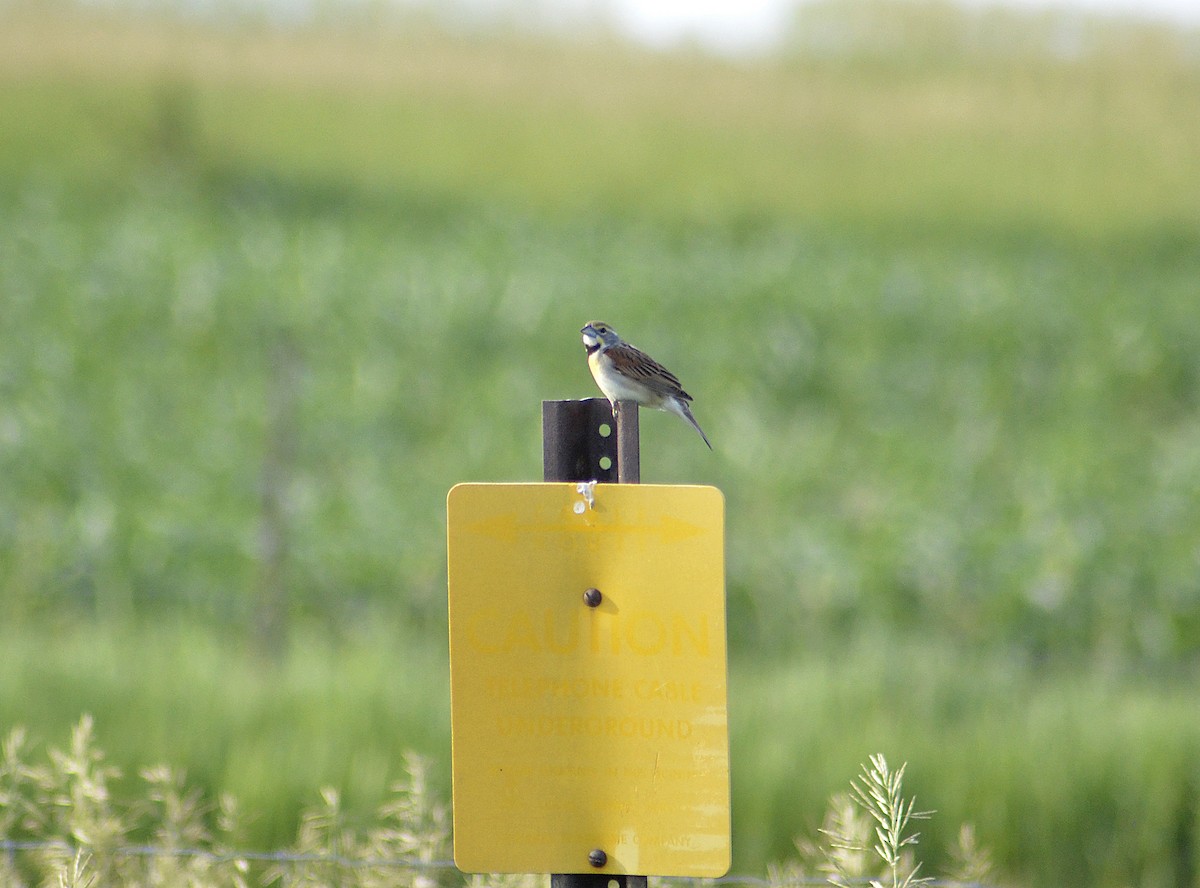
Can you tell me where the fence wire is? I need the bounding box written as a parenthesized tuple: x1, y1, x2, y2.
(0, 840, 993, 888)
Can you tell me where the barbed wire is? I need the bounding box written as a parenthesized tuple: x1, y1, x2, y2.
(0, 840, 992, 888)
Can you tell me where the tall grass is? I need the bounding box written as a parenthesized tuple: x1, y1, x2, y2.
(0, 714, 452, 887)
(0, 621, 451, 849)
(3, 718, 975, 888)
(2, 3, 1198, 236)
(3, 622, 1198, 885)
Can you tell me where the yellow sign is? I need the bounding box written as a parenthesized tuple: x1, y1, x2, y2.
(447, 483, 729, 878)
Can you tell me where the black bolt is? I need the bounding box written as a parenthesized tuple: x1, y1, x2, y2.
(583, 588, 602, 607)
(588, 849, 607, 868)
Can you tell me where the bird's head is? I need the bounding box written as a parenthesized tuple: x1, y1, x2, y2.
(581, 321, 619, 350)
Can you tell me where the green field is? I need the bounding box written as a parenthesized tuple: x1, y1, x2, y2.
(2, 2, 1199, 886)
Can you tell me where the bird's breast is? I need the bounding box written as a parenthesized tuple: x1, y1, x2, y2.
(588, 352, 661, 405)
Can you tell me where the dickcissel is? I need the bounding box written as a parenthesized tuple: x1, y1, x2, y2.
(580, 321, 712, 450)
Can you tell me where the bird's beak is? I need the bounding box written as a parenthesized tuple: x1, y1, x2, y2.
(580, 324, 593, 335)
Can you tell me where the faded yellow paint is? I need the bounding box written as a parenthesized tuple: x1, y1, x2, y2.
(447, 483, 729, 878)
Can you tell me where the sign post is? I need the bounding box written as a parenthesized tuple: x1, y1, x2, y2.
(447, 399, 729, 883)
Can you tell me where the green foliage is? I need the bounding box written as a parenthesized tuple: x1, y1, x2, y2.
(2, 3, 1199, 238)
(0, 621, 451, 850)
(841, 756, 932, 888)
(772, 755, 970, 888)
(1, 715, 247, 887)
(3, 624, 1198, 887)
(1, 728, 984, 888)
(2, 167, 1197, 665)
(1, 717, 449, 888)
(779, 758, 1002, 888)
(1, 4, 1199, 888)
(732, 637, 1200, 887)
(263, 750, 450, 888)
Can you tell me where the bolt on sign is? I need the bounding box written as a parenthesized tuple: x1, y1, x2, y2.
(446, 482, 730, 878)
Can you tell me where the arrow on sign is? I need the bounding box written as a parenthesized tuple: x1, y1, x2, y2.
(463, 512, 707, 545)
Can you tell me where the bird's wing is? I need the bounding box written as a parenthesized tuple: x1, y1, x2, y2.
(607, 342, 692, 401)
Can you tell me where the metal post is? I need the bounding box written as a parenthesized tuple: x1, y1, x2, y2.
(543, 398, 627, 483)
(551, 874, 647, 888)
(614, 400, 640, 484)
(542, 398, 646, 888)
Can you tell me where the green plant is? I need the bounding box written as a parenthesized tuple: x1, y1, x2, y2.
(838, 755, 931, 888)
(0, 718, 449, 888)
(266, 752, 449, 888)
(944, 824, 994, 886)
(772, 755, 994, 888)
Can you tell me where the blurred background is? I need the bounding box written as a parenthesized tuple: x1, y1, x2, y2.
(1, 0, 1198, 885)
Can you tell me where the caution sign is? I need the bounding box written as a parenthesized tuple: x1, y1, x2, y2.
(446, 482, 729, 878)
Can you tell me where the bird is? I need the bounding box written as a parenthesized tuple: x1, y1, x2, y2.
(580, 321, 712, 450)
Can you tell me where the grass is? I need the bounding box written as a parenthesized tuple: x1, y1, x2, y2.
(3, 621, 1200, 886)
(1, 713, 967, 888)
(0, 713, 453, 887)
(734, 637, 1200, 887)
(0, 621, 451, 848)
(1, 2, 1199, 886)
(5, 174, 1195, 663)
(2, 3, 1199, 236)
